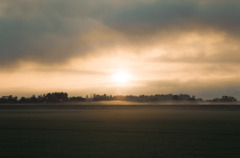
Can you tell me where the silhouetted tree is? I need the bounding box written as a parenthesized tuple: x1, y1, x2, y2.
(220, 96, 237, 102)
(44, 92, 69, 102)
(19, 97, 28, 103)
(30, 95, 38, 103)
(69, 96, 85, 102)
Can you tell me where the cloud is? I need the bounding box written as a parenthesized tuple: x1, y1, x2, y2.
(1, 0, 240, 67)
(0, 0, 103, 66)
(102, 0, 240, 35)
(145, 31, 240, 64)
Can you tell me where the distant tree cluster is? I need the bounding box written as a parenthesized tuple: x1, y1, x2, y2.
(92, 94, 114, 101)
(0, 95, 18, 103)
(0, 92, 85, 104)
(92, 94, 238, 102)
(93, 94, 197, 102)
(0, 93, 238, 104)
(211, 96, 237, 102)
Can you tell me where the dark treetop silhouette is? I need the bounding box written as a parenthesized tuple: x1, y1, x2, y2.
(0, 92, 237, 104)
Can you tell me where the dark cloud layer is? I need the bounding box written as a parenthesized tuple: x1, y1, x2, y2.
(103, 0, 240, 35)
(1, 0, 240, 65)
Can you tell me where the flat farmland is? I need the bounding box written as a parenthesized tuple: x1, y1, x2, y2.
(0, 104, 240, 158)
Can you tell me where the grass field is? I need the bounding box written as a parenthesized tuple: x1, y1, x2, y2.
(0, 104, 240, 158)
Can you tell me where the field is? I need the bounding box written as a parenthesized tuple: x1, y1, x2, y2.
(1, 103, 240, 158)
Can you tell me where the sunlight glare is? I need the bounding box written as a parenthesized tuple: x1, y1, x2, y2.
(112, 71, 131, 85)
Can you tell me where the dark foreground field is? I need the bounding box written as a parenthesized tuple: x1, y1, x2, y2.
(1, 104, 240, 158)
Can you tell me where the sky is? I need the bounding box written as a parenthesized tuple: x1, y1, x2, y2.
(0, 0, 240, 99)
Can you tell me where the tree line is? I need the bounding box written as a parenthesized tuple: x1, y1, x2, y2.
(0, 92, 84, 103)
(0, 92, 238, 104)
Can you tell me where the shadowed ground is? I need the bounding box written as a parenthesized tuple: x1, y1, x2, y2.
(0, 104, 240, 158)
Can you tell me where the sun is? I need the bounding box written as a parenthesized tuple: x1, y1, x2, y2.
(112, 71, 131, 85)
